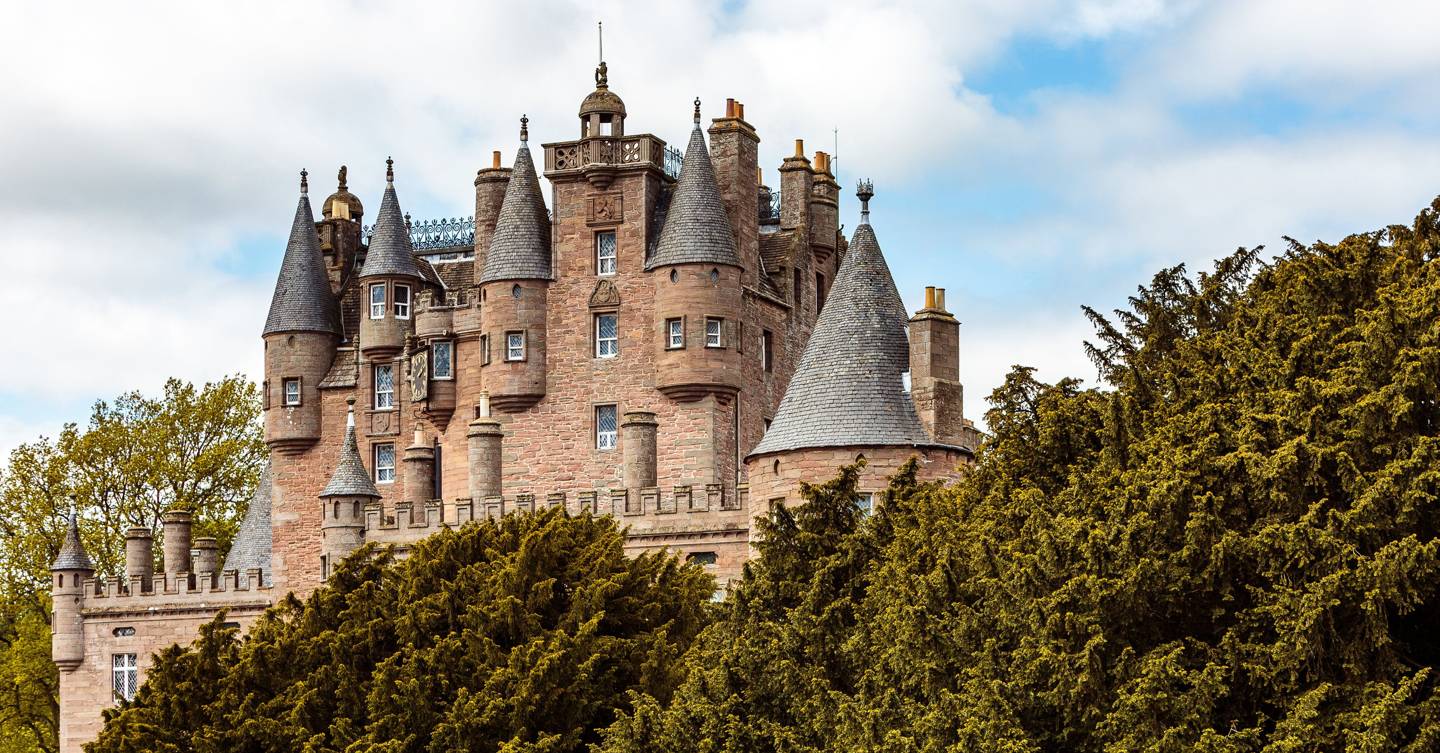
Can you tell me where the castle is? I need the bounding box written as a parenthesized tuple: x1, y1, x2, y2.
(49, 61, 976, 753)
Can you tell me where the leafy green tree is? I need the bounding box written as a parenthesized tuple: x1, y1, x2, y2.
(86, 507, 713, 753)
(0, 375, 263, 753)
(605, 200, 1440, 752)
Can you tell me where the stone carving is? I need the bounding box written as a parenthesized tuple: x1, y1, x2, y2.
(621, 140, 641, 163)
(588, 278, 621, 309)
(555, 145, 581, 170)
(588, 193, 623, 225)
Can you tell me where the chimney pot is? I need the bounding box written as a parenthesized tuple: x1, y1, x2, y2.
(937, 288, 947, 311)
(924, 286, 936, 309)
(492, 150, 501, 169)
(794, 139, 804, 157)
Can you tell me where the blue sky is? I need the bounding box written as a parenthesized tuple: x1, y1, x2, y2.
(2, 0, 1438, 455)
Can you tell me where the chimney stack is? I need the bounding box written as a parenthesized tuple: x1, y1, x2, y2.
(621, 412, 659, 490)
(909, 286, 965, 446)
(160, 510, 192, 575)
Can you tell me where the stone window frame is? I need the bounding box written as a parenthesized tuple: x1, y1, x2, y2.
(373, 442, 396, 484)
(369, 282, 386, 319)
(373, 364, 395, 410)
(761, 329, 774, 372)
(112, 653, 138, 705)
(282, 377, 302, 406)
(480, 334, 491, 365)
(594, 403, 618, 451)
(595, 229, 618, 276)
(705, 317, 725, 348)
(505, 331, 526, 362)
(665, 316, 685, 350)
(431, 341, 454, 380)
(394, 283, 412, 320)
(595, 313, 619, 358)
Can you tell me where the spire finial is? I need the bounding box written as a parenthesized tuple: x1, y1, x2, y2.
(856, 178, 874, 223)
(385, 157, 394, 185)
(300, 169, 308, 196)
(345, 397, 356, 428)
(337, 165, 348, 190)
(520, 114, 529, 145)
(405, 212, 412, 230)
(595, 22, 608, 88)
(693, 97, 701, 125)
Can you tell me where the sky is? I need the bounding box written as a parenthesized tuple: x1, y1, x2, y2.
(1, 0, 1438, 456)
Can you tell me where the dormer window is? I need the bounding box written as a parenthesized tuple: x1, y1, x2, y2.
(394, 284, 411, 319)
(369, 283, 385, 319)
(596, 231, 617, 276)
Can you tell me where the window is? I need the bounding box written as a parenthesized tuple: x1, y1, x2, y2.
(666, 318, 684, 349)
(761, 329, 773, 372)
(816, 272, 827, 313)
(687, 551, 718, 567)
(479, 335, 490, 365)
(856, 493, 874, 517)
(112, 627, 135, 637)
(374, 364, 394, 409)
(112, 654, 138, 704)
(595, 314, 618, 358)
(763, 417, 773, 431)
(431, 341, 453, 379)
(262, 380, 270, 410)
(374, 443, 396, 483)
(793, 268, 802, 304)
(394, 284, 411, 319)
(596, 231, 617, 275)
(506, 331, 525, 361)
(595, 404, 617, 450)
(705, 317, 724, 348)
(369, 283, 386, 319)
(282, 378, 301, 406)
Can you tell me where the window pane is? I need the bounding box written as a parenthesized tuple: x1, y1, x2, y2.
(370, 284, 385, 318)
(394, 285, 410, 318)
(283, 379, 300, 405)
(706, 318, 722, 347)
(596, 314, 618, 357)
(507, 333, 524, 361)
(596, 405, 617, 450)
(856, 493, 873, 516)
(432, 342, 452, 378)
(376, 443, 395, 482)
(668, 319, 683, 348)
(596, 231, 617, 275)
(375, 365, 394, 408)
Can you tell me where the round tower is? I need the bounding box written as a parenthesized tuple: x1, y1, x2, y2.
(319, 400, 380, 578)
(358, 159, 423, 361)
(51, 512, 93, 672)
(264, 170, 341, 454)
(478, 117, 552, 413)
(650, 100, 744, 403)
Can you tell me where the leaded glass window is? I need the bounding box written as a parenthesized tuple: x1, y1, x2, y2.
(596, 404, 617, 450)
(112, 653, 138, 704)
(705, 317, 723, 348)
(374, 365, 394, 409)
(595, 314, 618, 358)
(369, 283, 385, 319)
(374, 443, 395, 483)
(506, 332, 525, 361)
(856, 493, 874, 517)
(596, 231, 617, 275)
(667, 318, 684, 349)
(432, 341, 453, 379)
(283, 378, 301, 406)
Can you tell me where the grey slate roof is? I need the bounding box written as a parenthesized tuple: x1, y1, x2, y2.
(749, 217, 931, 457)
(479, 142, 552, 283)
(321, 411, 381, 498)
(359, 172, 424, 280)
(645, 121, 743, 271)
(221, 463, 272, 584)
(51, 513, 93, 571)
(263, 190, 341, 336)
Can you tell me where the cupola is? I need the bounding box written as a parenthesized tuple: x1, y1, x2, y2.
(322, 165, 364, 222)
(579, 60, 625, 138)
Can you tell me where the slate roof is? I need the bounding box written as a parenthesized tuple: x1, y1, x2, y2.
(263, 186, 341, 336)
(321, 409, 381, 498)
(479, 138, 552, 284)
(221, 463, 272, 584)
(645, 118, 743, 271)
(359, 166, 424, 280)
(52, 513, 94, 571)
(750, 215, 931, 457)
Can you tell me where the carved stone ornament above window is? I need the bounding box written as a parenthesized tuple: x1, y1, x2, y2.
(588, 194, 623, 226)
(589, 278, 622, 309)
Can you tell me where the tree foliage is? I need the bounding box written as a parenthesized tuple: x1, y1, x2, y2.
(86, 508, 713, 753)
(602, 201, 1440, 752)
(0, 376, 263, 753)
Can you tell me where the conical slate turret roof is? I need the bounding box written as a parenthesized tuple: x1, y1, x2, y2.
(221, 463, 272, 583)
(359, 160, 423, 280)
(750, 188, 929, 457)
(645, 101, 742, 271)
(51, 512, 93, 572)
(321, 404, 381, 498)
(263, 172, 341, 336)
(480, 117, 553, 284)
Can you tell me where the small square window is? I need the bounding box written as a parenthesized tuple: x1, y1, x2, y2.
(369, 283, 386, 319)
(595, 404, 617, 450)
(374, 364, 394, 409)
(394, 284, 411, 319)
(596, 231, 617, 276)
(282, 378, 301, 406)
(761, 329, 774, 372)
(666, 318, 684, 349)
(431, 341, 453, 379)
(705, 318, 724, 348)
(506, 332, 525, 362)
(595, 314, 618, 358)
(374, 443, 396, 483)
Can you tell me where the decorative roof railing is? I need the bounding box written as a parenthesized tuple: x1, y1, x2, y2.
(543, 135, 682, 181)
(663, 145, 682, 180)
(759, 189, 781, 221)
(363, 216, 475, 251)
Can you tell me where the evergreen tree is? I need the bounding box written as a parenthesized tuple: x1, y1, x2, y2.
(86, 508, 712, 753)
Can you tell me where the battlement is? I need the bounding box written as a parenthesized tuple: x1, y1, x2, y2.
(77, 568, 271, 613)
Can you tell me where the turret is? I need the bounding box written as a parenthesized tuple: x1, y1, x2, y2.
(319, 400, 380, 578)
(264, 170, 341, 455)
(808, 151, 840, 269)
(473, 151, 512, 276)
(649, 100, 744, 403)
(358, 159, 423, 361)
(402, 427, 436, 513)
(318, 165, 365, 292)
(478, 117, 552, 413)
(467, 393, 504, 499)
(51, 511, 93, 671)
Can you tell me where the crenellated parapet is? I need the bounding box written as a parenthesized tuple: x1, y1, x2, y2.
(77, 568, 272, 610)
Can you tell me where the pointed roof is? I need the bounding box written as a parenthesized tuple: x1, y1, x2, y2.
(479, 117, 553, 284)
(263, 171, 341, 336)
(646, 100, 742, 271)
(51, 511, 94, 572)
(221, 463, 272, 584)
(750, 183, 930, 457)
(359, 159, 424, 280)
(321, 402, 382, 498)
